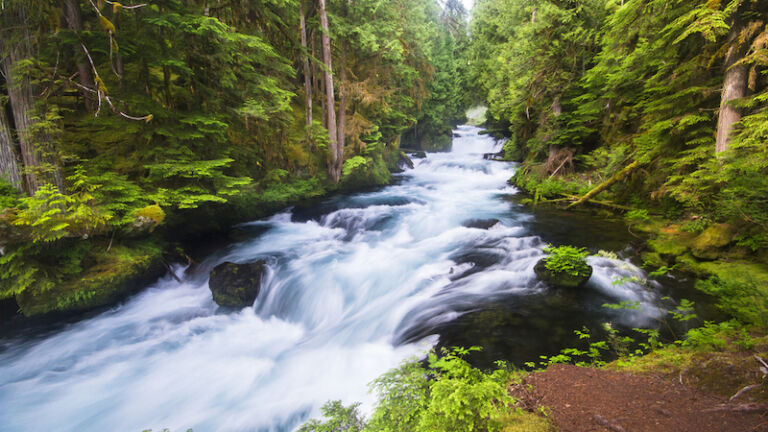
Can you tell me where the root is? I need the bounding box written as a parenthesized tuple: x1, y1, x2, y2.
(703, 403, 768, 413)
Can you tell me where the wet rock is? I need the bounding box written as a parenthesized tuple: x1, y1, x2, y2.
(209, 261, 266, 308)
(483, 151, 505, 161)
(534, 258, 593, 289)
(410, 151, 427, 159)
(394, 151, 414, 173)
(691, 223, 736, 260)
(462, 218, 500, 229)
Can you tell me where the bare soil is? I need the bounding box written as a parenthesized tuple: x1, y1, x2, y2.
(511, 364, 768, 432)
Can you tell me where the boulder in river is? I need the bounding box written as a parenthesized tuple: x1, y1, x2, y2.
(483, 151, 505, 161)
(462, 218, 500, 229)
(410, 151, 427, 159)
(209, 260, 266, 308)
(393, 151, 415, 173)
(534, 258, 593, 289)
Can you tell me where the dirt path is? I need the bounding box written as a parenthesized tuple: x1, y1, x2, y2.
(511, 364, 768, 432)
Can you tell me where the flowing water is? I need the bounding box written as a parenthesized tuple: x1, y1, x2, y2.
(0, 126, 666, 432)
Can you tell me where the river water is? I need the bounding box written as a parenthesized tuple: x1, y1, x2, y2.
(0, 126, 664, 431)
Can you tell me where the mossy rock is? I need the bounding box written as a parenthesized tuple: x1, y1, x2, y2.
(534, 258, 593, 289)
(691, 223, 736, 260)
(641, 251, 666, 268)
(208, 260, 266, 308)
(15, 241, 165, 317)
(646, 237, 689, 259)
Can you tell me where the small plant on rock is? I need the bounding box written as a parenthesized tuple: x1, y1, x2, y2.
(542, 245, 591, 278)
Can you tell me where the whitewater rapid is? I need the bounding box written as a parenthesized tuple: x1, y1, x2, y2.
(0, 126, 659, 431)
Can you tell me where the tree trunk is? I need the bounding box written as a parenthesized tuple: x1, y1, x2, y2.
(318, 0, 339, 182)
(300, 1, 313, 143)
(1, 6, 65, 194)
(0, 105, 22, 191)
(715, 20, 749, 154)
(336, 47, 346, 180)
(62, 0, 96, 111)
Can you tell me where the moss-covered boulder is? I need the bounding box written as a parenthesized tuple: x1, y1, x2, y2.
(534, 258, 593, 289)
(15, 241, 165, 317)
(691, 223, 736, 260)
(647, 237, 689, 260)
(208, 261, 266, 308)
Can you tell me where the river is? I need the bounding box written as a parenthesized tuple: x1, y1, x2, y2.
(0, 126, 665, 431)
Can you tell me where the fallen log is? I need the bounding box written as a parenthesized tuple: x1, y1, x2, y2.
(566, 160, 640, 210)
(559, 194, 634, 211)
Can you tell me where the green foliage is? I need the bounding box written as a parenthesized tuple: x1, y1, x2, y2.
(696, 276, 768, 329)
(302, 348, 530, 432)
(625, 209, 650, 223)
(297, 401, 365, 432)
(470, 0, 768, 247)
(340, 155, 391, 189)
(542, 245, 591, 278)
(511, 168, 590, 201)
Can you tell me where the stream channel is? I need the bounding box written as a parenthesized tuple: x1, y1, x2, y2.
(0, 126, 692, 431)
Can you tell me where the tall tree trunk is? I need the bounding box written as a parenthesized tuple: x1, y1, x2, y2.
(336, 47, 346, 179)
(62, 0, 95, 111)
(1, 6, 65, 194)
(715, 19, 749, 154)
(300, 1, 312, 143)
(318, 0, 339, 182)
(0, 104, 22, 191)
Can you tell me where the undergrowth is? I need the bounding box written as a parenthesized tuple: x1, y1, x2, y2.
(299, 347, 554, 432)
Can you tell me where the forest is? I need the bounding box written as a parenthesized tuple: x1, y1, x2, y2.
(0, 0, 469, 315)
(1, 0, 768, 430)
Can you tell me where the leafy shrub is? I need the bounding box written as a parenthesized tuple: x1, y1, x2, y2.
(696, 276, 768, 329)
(542, 245, 591, 278)
(300, 348, 546, 432)
(297, 401, 365, 432)
(625, 209, 649, 223)
(680, 217, 711, 233)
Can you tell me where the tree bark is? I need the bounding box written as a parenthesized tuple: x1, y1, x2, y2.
(1, 6, 65, 194)
(62, 0, 96, 111)
(0, 105, 22, 191)
(300, 1, 312, 142)
(318, 0, 339, 182)
(715, 19, 749, 154)
(336, 46, 346, 179)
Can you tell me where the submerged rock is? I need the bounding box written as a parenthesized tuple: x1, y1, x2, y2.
(209, 261, 266, 308)
(461, 218, 501, 229)
(410, 151, 427, 159)
(534, 258, 593, 289)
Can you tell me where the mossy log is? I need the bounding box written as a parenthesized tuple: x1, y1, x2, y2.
(566, 160, 640, 210)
